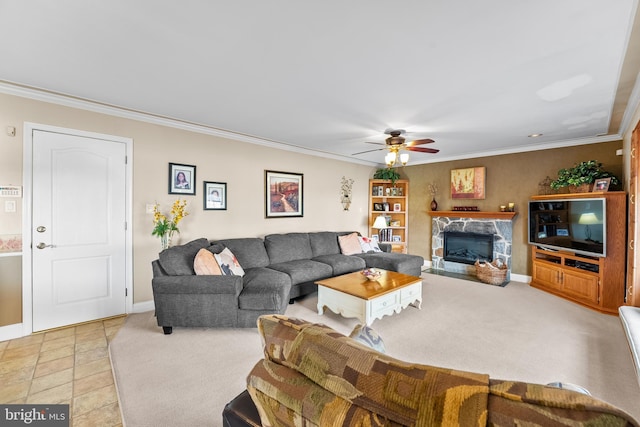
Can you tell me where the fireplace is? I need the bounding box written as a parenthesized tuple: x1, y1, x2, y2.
(444, 231, 494, 265)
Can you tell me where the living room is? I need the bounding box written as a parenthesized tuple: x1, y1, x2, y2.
(2, 2, 640, 425)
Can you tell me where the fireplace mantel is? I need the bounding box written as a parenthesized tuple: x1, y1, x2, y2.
(428, 211, 517, 220)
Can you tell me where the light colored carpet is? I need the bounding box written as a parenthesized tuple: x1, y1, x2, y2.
(109, 273, 640, 426)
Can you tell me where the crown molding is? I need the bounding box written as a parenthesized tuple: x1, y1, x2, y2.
(0, 81, 377, 167)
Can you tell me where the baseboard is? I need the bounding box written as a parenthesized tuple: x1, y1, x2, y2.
(133, 300, 155, 313)
(0, 323, 26, 341)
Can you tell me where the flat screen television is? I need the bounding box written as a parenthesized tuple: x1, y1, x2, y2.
(527, 198, 606, 258)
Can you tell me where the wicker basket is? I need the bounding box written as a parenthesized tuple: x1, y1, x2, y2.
(474, 260, 508, 286)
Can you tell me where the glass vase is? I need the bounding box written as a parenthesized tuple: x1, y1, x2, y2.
(160, 233, 172, 251)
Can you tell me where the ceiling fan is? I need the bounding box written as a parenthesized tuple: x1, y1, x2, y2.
(352, 129, 439, 166)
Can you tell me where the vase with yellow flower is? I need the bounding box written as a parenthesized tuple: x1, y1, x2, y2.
(152, 199, 189, 250)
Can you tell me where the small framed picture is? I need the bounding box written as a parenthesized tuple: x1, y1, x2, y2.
(557, 228, 569, 236)
(392, 235, 401, 242)
(265, 170, 303, 218)
(393, 203, 401, 212)
(169, 163, 196, 195)
(373, 203, 384, 211)
(204, 181, 227, 210)
(390, 220, 400, 227)
(391, 188, 398, 196)
(593, 177, 611, 192)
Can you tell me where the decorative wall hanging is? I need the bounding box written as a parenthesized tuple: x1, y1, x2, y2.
(265, 170, 303, 218)
(450, 167, 486, 199)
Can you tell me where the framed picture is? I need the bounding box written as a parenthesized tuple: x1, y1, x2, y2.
(169, 163, 196, 195)
(393, 203, 401, 212)
(451, 166, 486, 199)
(390, 220, 400, 227)
(593, 177, 611, 192)
(203, 181, 227, 210)
(373, 202, 384, 211)
(392, 235, 401, 242)
(265, 170, 303, 218)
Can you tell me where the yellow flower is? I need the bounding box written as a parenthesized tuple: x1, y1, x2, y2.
(152, 199, 188, 239)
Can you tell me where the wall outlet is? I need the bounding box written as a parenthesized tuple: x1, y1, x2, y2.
(5, 200, 16, 213)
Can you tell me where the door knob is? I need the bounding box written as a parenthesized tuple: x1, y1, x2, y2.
(36, 242, 53, 249)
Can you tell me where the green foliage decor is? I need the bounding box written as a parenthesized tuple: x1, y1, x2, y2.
(373, 168, 401, 184)
(550, 160, 620, 190)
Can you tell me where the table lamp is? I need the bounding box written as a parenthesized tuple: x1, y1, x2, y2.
(372, 215, 389, 241)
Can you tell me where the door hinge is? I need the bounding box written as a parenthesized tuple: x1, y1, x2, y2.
(125, 155, 128, 164)
(124, 222, 127, 230)
(125, 288, 128, 297)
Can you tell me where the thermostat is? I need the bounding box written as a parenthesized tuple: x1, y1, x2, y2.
(0, 186, 22, 197)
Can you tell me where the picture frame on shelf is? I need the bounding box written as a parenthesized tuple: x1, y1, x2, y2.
(373, 202, 384, 211)
(393, 203, 401, 212)
(593, 177, 611, 192)
(451, 166, 486, 199)
(203, 181, 227, 210)
(169, 163, 196, 195)
(392, 235, 401, 242)
(390, 220, 400, 227)
(265, 170, 303, 218)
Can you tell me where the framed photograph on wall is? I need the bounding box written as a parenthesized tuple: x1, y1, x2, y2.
(169, 163, 196, 195)
(265, 170, 303, 218)
(203, 181, 227, 210)
(451, 166, 486, 199)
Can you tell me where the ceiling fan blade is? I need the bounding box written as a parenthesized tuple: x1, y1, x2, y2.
(363, 141, 386, 146)
(405, 146, 439, 154)
(352, 147, 386, 155)
(407, 138, 435, 146)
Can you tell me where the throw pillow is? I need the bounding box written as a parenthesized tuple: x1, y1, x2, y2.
(358, 236, 383, 253)
(214, 247, 246, 277)
(193, 248, 222, 275)
(338, 232, 362, 256)
(349, 324, 385, 353)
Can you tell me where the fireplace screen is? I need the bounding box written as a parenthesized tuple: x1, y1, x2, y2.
(443, 231, 494, 265)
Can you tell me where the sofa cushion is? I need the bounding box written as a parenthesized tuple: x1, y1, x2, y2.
(213, 238, 270, 269)
(249, 315, 490, 426)
(308, 231, 341, 257)
(158, 238, 210, 275)
(264, 233, 312, 264)
(312, 254, 365, 276)
(238, 267, 292, 310)
(356, 252, 424, 276)
(267, 260, 332, 285)
(214, 247, 246, 277)
(338, 232, 362, 255)
(193, 248, 222, 275)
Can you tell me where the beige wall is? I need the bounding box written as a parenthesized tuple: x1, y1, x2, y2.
(0, 92, 375, 323)
(403, 142, 624, 275)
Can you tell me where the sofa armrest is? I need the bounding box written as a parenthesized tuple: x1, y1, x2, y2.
(378, 243, 392, 253)
(619, 306, 640, 388)
(152, 275, 243, 296)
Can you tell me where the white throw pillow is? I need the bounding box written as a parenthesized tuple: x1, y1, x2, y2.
(358, 236, 382, 253)
(214, 247, 245, 276)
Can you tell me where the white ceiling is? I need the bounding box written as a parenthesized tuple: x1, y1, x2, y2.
(1, 1, 640, 166)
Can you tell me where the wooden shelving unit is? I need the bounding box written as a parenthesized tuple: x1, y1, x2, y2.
(368, 179, 409, 253)
(529, 191, 627, 314)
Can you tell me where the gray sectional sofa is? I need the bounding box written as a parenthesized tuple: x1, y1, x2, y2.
(151, 231, 424, 334)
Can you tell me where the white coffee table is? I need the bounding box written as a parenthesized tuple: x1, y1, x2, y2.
(316, 269, 422, 325)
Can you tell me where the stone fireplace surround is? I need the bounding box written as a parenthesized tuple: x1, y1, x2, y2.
(429, 211, 516, 281)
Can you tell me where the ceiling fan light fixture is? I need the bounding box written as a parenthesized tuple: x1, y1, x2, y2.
(400, 153, 409, 165)
(385, 151, 397, 166)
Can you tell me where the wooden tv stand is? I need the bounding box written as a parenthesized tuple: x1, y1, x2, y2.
(530, 192, 626, 315)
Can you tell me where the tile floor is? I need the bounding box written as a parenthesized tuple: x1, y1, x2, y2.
(0, 316, 126, 426)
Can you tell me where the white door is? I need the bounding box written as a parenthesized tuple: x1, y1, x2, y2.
(31, 130, 127, 332)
